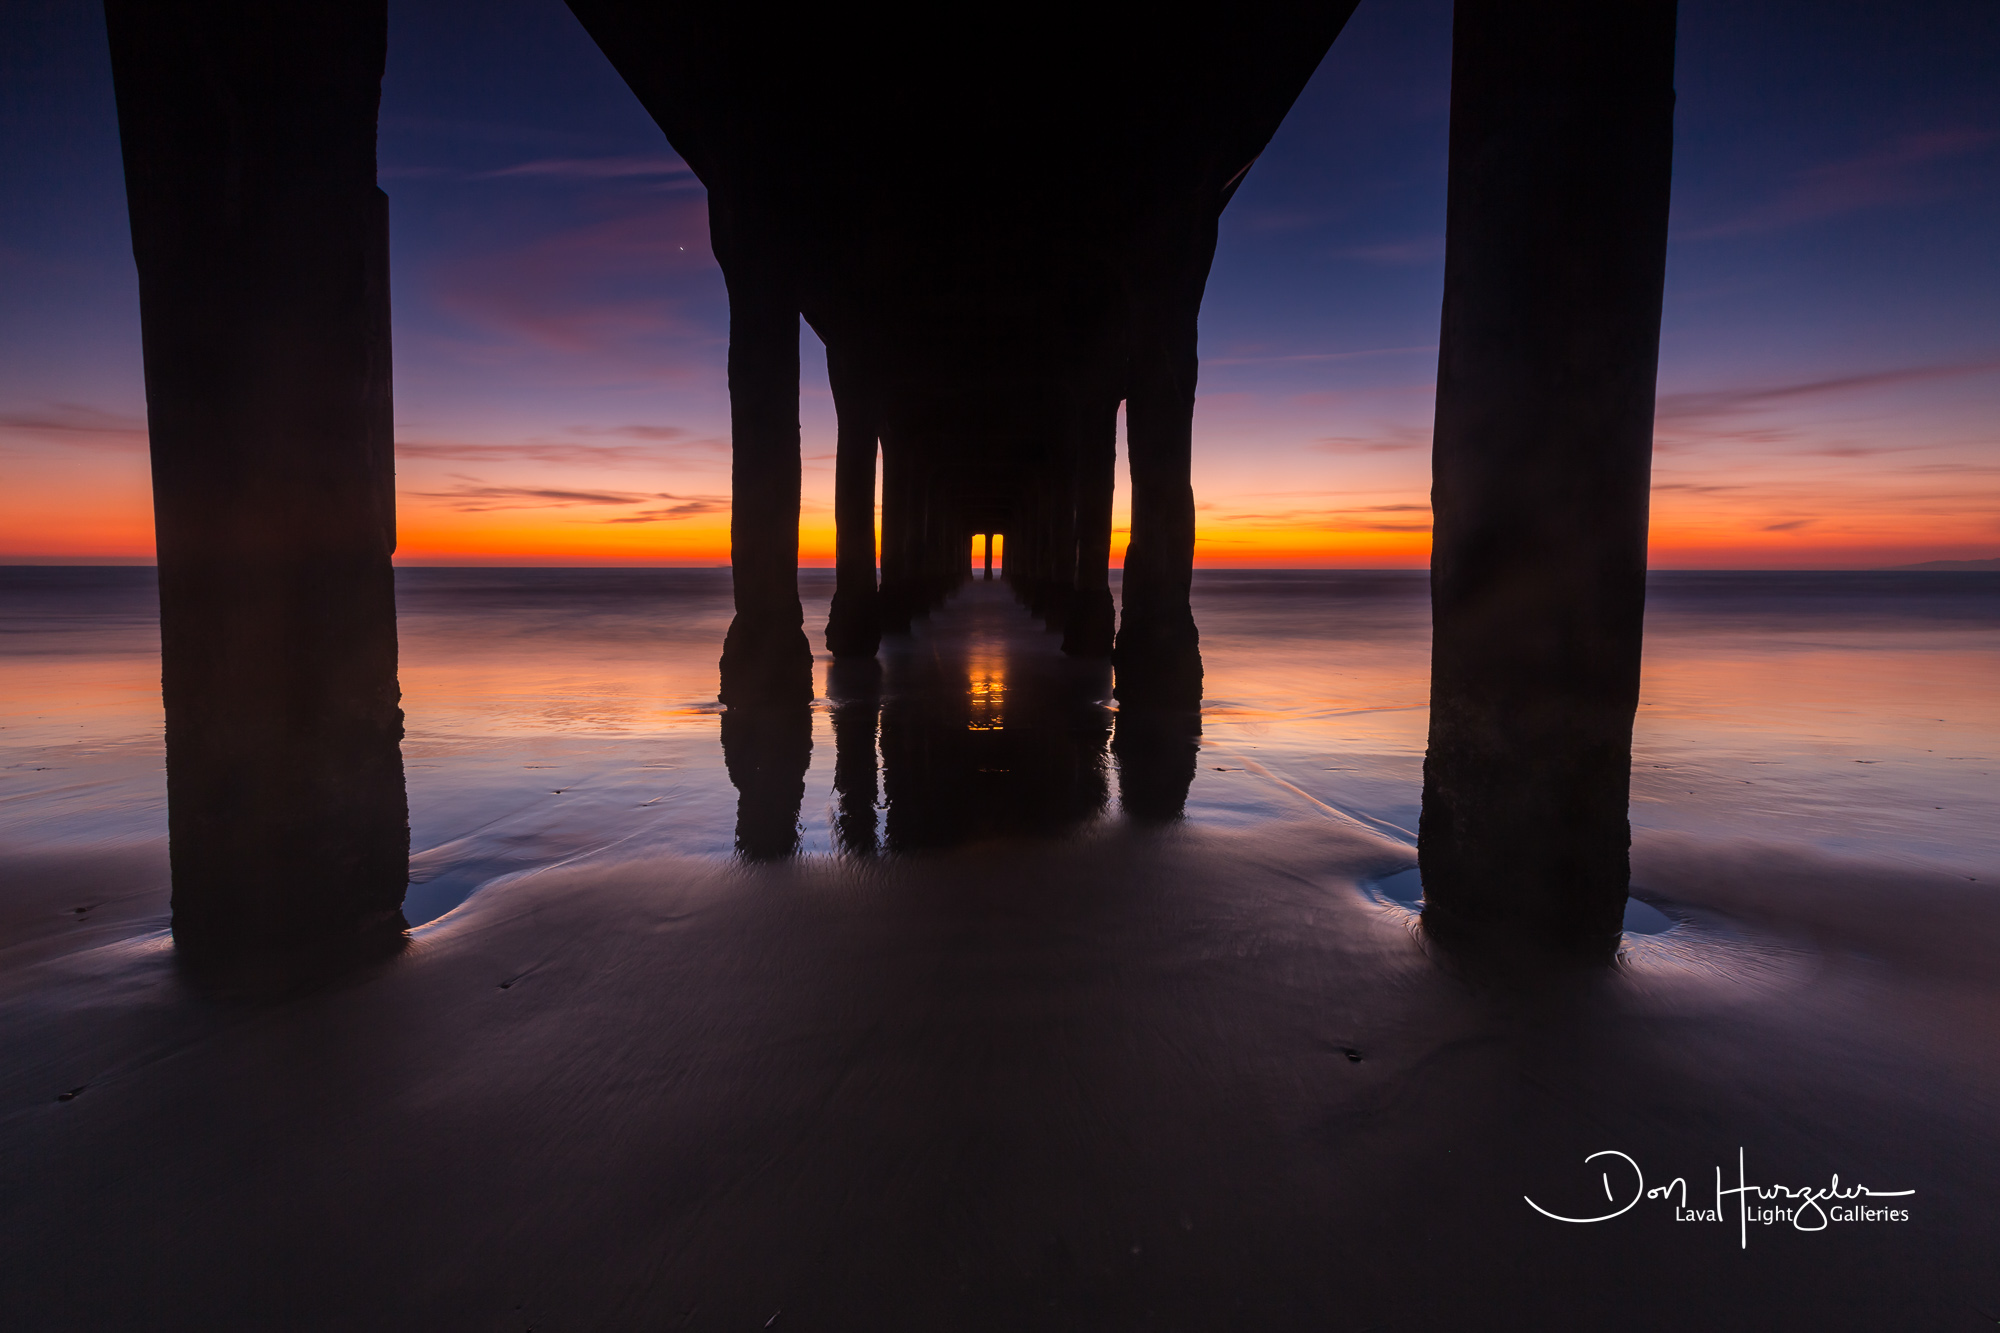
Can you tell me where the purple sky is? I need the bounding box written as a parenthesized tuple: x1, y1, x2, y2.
(3, 0, 1996, 565)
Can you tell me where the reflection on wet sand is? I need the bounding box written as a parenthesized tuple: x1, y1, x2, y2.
(5, 570, 1996, 931)
(879, 583, 1116, 851)
(724, 581, 1200, 860)
(720, 702, 813, 861)
(825, 659, 883, 856)
(1112, 706, 1203, 825)
(6, 570, 1996, 929)
(720, 582, 1123, 858)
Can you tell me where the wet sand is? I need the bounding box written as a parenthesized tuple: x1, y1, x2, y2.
(3, 823, 1997, 1329)
(2, 573, 1997, 1327)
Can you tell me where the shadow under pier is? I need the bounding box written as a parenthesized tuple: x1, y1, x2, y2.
(872, 581, 1120, 853)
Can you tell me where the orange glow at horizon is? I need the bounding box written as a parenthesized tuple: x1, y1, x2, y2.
(7, 499, 1996, 570)
(0, 449, 156, 558)
(3, 441, 1994, 570)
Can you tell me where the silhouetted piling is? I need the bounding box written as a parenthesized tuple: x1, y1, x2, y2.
(1115, 308, 1204, 706)
(875, 429, 922, 635)
(571, 3, 1355, 711)
(1064, 399, 1119, 658)
(106, 0, 409, 957)
(716, 237, 812, 705)
(825, 345, 882, 657)
(1419, 0, 1678, 962)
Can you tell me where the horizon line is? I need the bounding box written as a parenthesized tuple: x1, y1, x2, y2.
(6, 559, 1994, 573)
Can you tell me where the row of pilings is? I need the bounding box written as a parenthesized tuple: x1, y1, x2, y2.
(728, 625, 1202, 864)
(106, 0, 1676, 971)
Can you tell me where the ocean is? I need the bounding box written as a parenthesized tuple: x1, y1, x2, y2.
(2, 567, 1993, 939)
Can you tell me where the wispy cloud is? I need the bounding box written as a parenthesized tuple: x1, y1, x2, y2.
(1908, 460, 2000, 476)
(571, 424, 696, 442)
(1309, 423, 1431, 453)
(1656, 359, 2000, 422)
(0, 403, 148, 451)
(404, 483, 657, 511)
(400, 439, 660, 468)
(396, 426, 721, 470)
(1199, 499, 1433, 533)
(428, 198, 721, 363)
(1652, 359, 2000, 456)
(403, 480, 727, 514)
(598, 499, 727, 523)
(1679, 127, 1999, 239)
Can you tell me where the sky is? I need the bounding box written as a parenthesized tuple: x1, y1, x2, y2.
(2, 0, 1996, 569)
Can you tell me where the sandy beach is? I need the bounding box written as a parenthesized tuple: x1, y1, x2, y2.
(3, 822, 1996, 1328)
(2, 572, 1995, 1329)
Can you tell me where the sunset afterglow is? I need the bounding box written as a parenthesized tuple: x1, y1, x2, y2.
(4, 1, 1994, 570)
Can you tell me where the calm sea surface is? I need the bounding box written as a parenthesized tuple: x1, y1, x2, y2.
(2, 567, 1993, 929)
